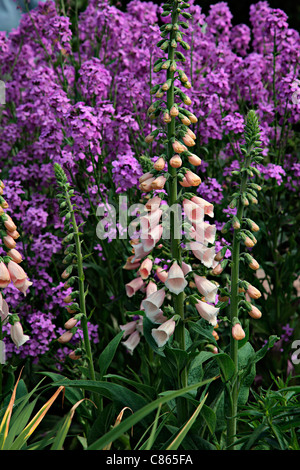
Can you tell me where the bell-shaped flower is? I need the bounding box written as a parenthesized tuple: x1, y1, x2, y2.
(194, 275, 218, 304)
(140, 209, 162, 233)
(120, 320, 138, 337)
(7, 261, 32, 296)
(0, 294, 9, 323)
(10, 321, 30, 348)
(125, 276, 144, 297)
(195, 300, 219, 326)
(139, 258, 153, 280)
(183, 199, 204, 224)
(123, 255, 141, 271)
(142, 288, 165, 320)
(191, 196, 214, 218)
(131, 243, 150, 262)
(152, 317, 176, 347)
(141, 224, 163, 252)
(146, 280, 157, 297)
(181, 261, 192, 276)
(189, 241, 216, 268)
(165, 261, 188, 295)
(191, 221, 216, 245)
(0, 261, 11, 288)
(155, 267, 168, 283)
(145, 196, 162, 212)
(121, 331, 141, 355)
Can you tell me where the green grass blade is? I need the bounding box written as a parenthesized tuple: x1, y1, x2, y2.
(86, 376, 218, 450)
(50, 399, 90, 450)
(144, 404, 162, 450)
(166, 394, 208, 450)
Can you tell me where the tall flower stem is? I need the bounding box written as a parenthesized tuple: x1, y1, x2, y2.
(54, 163, 101, 411)
(226, 110, 263, 448)
(227, 155, 251, 448)
(166, 1, 188, 424)
(64, 191, 96, 384)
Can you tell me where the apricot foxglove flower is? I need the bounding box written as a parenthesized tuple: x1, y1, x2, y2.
(125, 276, 144, 297)
(189, 241, 216, 268)
(165, 261, 188, 295)
(139, 258, 153, 280)
(7, 260, 32, 296)
(190, 196, 214, 218)
(10, 321, 30, 348)
(0, 261, 11, 288)
(195, 300, 219, 326)
(121, 330, 141, 355)
(146, 280, 157, 297)
(120, 320, 139, 337)
(142, 288, 165, 319)
(194, 275, 218, 304)
(151, 316, 176, 347)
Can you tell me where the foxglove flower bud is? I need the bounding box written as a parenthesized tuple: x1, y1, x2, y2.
(3, 215, 17, 232)
(64, 317, 79, 329)
(172, 140, 186, 153)
(185, 170, 201, 187)
(154, 158, 166, 171)
(170, 155, 182, 168)
(188, 154, 201, 166)
(247, 284, 262, 299)
(232, 323, 245, 340)
(248, 305, 262, 319)
(58, 330, 73, 344)
(3, 234, 16, 249)
(151, 175, 166, 190)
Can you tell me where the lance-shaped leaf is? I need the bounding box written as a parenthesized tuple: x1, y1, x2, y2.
(9, 386, 65, 450)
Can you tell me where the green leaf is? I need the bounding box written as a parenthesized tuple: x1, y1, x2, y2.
(188, 320, 218, 347)
(86, 376, 218, 450)
(51, 380, 148, 414)
(166, 394, 208, 450)
(201, 404, 216, 434)
(50, 399, 90, 450)
(98, 331, 124, 380)
(214, 353, 235, 382)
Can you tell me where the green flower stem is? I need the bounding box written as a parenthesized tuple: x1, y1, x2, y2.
(64, 190, 102, 412)
(227, 151, 252, 449)
(64, 191, 96, 383)
(166, 1, 188, 424)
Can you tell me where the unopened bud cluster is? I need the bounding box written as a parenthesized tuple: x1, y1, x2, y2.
(218, 111, 264, 339)
(0, 178, 32, 348)
(54, 163, 84, 360)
